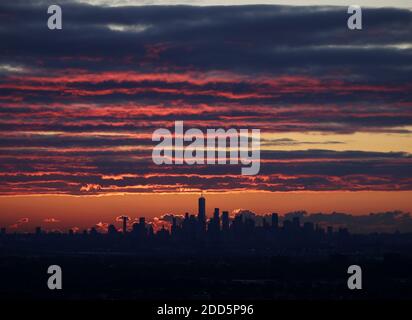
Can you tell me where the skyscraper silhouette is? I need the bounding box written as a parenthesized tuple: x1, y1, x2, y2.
(132, 217, 147, 239)
(198, 194, 206, 223)
(271, 213, 279, 229)
(215, 208, 221, 230)
(198, 194, 206, 233)
(120, 216, 129, 234)
(222, 211, 229, 231)
(108, 224, 118, 235)
(208, 208, 221, 236)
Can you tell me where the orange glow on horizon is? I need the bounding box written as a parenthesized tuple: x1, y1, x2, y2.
(1, 191, 411, 232)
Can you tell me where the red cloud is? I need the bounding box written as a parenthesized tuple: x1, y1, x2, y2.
(44, 218, 60, 223)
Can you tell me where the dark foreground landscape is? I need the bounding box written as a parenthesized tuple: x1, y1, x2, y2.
(2, 234, 412, 300)
(2, 198, 412, 300)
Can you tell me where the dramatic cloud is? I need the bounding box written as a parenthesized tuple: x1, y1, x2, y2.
(159, 213, 185, 224)
(9, 217, 30, 229)
(95, 221, 110, 232)
(150, 217, 172, 232)
(43, 218, 60, 223)
(0, 1, 411, 195)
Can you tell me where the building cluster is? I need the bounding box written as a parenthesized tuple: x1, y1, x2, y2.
(99, 196, 349, 243)
(0, 196, 350, 246)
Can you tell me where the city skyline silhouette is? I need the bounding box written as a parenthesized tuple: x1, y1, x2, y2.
(2, 194, 412, 301)
(1, 0, 412, 302)
(2, 194, 412, 235)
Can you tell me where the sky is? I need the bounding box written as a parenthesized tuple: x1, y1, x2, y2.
(0, 0, 411, 231)
(77, 0, 412, 8)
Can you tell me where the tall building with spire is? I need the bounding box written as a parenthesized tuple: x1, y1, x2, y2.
(198, 194, 206, 232)
(120, 216, 129, 234)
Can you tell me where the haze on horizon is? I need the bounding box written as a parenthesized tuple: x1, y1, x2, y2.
(0, 1, 411, 231)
